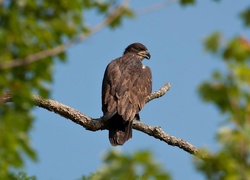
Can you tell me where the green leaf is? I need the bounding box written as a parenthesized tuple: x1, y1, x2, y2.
(180, 0, 196, 6)
(198, 81, 230, 112)
(82, 150, 171, 180)
(240, 7, 250, 27)
(223, 37, 250, 62)
(204, 32, 221, 53)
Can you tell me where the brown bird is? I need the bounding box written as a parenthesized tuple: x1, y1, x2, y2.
(102, 42, 152, 146)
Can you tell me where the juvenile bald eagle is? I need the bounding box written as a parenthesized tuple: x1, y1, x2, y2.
(102, 43, 152, 146)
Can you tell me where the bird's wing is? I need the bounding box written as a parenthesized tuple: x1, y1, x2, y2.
(135, 65, 152, 110)
(102, 58, 120, 120)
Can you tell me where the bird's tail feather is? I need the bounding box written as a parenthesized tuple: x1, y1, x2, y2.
(108, 114, 132, 146)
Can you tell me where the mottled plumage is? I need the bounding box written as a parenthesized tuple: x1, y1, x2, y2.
(102, 43, 152, 146)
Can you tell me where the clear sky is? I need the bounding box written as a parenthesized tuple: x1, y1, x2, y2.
(25, 1, 250, 179)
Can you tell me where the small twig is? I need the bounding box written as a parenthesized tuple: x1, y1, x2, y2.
(146, 82, 171, 103)
(136, 0, 177, 15)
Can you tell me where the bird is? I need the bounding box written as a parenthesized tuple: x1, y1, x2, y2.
(101, 42, 152, 146)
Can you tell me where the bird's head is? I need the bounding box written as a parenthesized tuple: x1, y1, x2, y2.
(123, 43, 151, 60)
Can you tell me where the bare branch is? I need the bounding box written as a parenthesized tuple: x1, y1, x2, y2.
(136, 0, 177, 15)
(0, 43, 71, 70)
(1, 82, 206, 158)
(87, 0, 131, 37)
(0, 0, 130, 70)
(133, 121, 199, 154)
(146, 82, 171, 103)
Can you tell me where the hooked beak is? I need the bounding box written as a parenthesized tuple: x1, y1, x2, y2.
(138, 50, 151, 60)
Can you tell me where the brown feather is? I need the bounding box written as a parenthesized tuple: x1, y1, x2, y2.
(101, 43, 152, 146)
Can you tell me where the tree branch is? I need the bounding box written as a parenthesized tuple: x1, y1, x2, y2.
(0, 0, 130, 70)
(2, 82, 207, 158)
(146, 82, 171, 103)
(133, 121, 200, 155)
(136, 0, 177, 15)
(1, 0, 181, 70)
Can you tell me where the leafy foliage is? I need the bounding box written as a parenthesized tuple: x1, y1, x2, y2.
(82, 150, 171, 180)
(195, 22, 250, 180)
(199, 36, 250, 112)
(0, 0, 133, 178)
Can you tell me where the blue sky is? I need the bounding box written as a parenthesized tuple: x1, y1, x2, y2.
(25, 1, 250, 179)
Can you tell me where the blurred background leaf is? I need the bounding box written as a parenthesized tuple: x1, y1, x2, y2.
(195, 9, 250, 178)
(82, 150, 171, 180)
